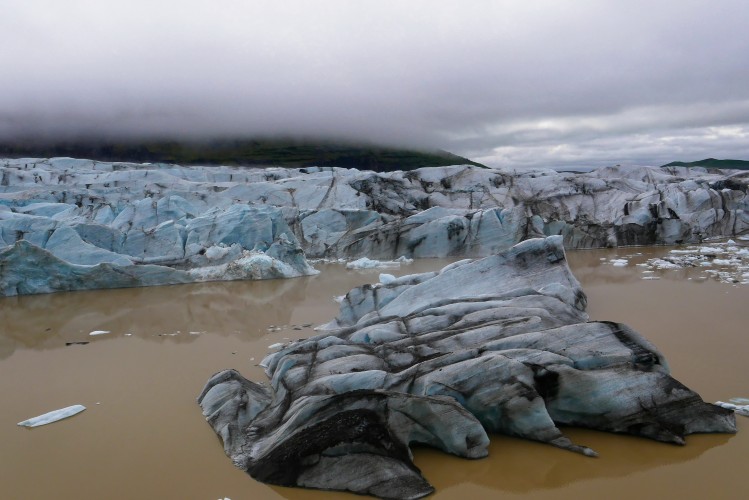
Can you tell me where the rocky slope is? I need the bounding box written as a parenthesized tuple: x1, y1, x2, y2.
(198, 236, 736, 499)
(1, 157, 748, 295)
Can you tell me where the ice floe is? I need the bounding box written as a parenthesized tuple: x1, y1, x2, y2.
(17, 405, 86, 428)
(345, 256, 413, 270)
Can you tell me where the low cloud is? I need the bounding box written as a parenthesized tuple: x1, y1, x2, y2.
(2, 1, 748, 166)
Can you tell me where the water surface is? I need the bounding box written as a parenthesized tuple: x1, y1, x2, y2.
(0, 248, 746, 499)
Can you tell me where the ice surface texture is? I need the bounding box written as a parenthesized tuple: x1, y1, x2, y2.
(198, 237, 735, 499)
(2, 158, 748, 295)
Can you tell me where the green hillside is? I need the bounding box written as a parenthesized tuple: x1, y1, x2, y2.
(0, 138, 486, 172)
(661, 158, 749, 170)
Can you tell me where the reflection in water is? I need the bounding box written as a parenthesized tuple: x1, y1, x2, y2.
(0, 249, 747, 500)
(0, 277, 312, 359)
(413, 431, 733, 495)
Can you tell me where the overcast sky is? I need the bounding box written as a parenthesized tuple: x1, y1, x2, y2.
(2, 0, 748, 168)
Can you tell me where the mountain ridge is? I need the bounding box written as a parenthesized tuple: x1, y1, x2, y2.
(0, 138, 486, 172)
(661, 158, 749, 170)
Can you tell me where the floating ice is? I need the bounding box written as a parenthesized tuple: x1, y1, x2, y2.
(714, 401, 749, 417)
(643, 239, 749, 284)
(89, 330, 111, 336)
(648, 259, 681, 270)
(17, 405, 86, 427)
(609, 259, 628, 267)
(345, 256, 413, 270)
(268, 343, 284, 350)
(712, 259, 734, 265)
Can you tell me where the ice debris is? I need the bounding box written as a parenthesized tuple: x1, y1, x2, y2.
(640, 239, 749, 284)
(17, 405, 86, 428)
(714, 401, 749, 417)
(345, 256, 413, 270)
(89, 330, 111, 336)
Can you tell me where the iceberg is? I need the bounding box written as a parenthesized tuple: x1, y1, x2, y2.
(198, 237, 735, 499)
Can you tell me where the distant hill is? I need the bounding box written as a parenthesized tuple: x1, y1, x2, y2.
(0, 138, 486, 172)
(661, 158, 749, 170)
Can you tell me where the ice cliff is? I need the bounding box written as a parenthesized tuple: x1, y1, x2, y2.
(198, 236, 736, 499)
(1, 157, 748, 295)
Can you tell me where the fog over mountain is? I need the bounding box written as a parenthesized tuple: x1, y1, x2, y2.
(2, 1, 748, 168)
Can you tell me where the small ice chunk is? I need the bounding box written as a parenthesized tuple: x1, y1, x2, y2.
(346, 257, 410, 270)
(89, 330, 111, 336)
(379, 273, 396, 284)
(333, 295, 345, 304)
(714, 401, 749, 417)
(730, 397, 749, 405)
(610, 259, 628, 267)
(346, 257, 386, 269)
(17, 405, 86, 428)
(268, 342, 284, 350)
(649, 259, 681, 269)
(642, 276, 660, 280)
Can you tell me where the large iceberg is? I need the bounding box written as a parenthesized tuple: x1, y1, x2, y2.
(198, 236, 735, 499)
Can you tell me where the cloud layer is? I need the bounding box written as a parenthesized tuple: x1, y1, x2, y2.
(2, 0, 748, 167)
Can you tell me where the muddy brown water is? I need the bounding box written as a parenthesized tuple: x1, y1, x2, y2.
(0, 247, 747, 500)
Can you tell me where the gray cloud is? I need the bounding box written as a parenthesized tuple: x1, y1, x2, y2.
(2, 0, 748, 167)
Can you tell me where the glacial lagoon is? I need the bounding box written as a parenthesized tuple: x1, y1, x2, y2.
(1, 245, 747, 499)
